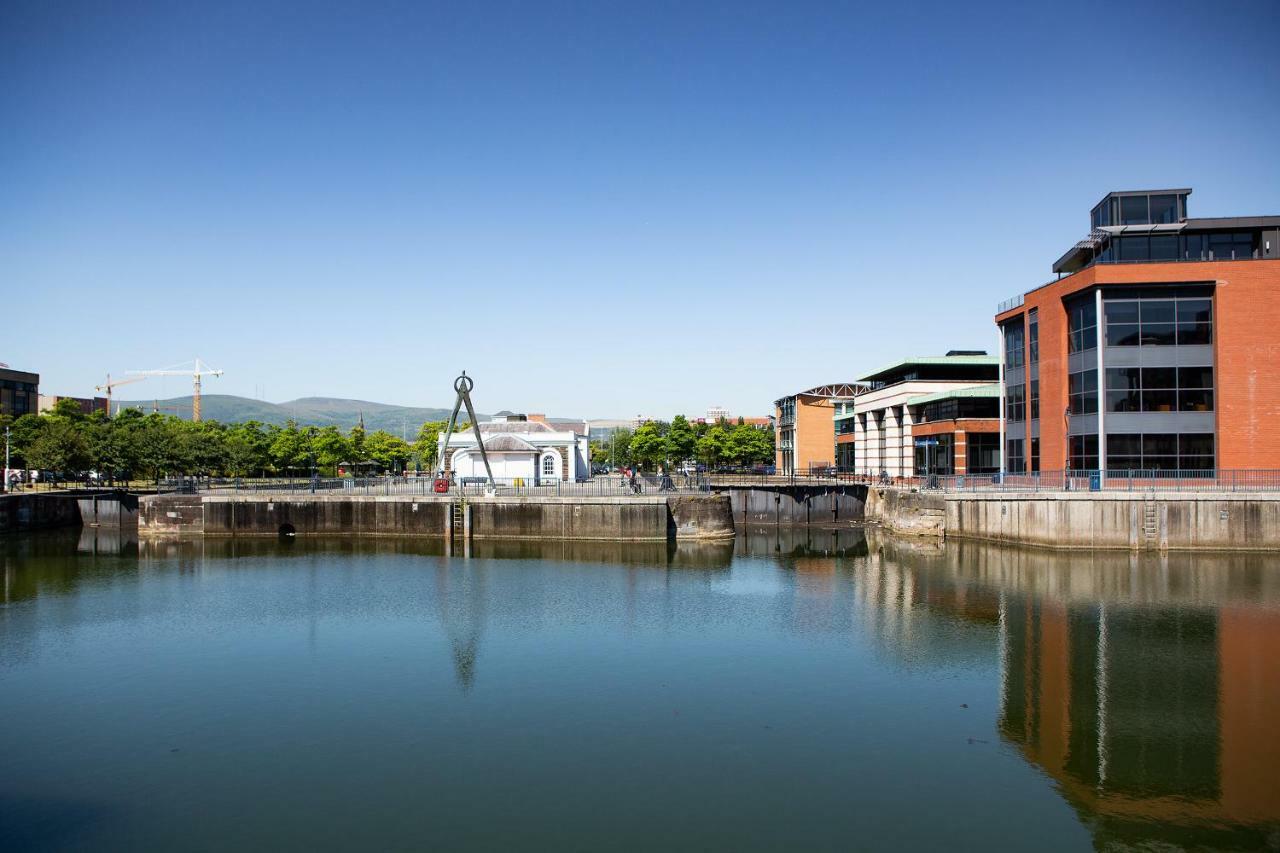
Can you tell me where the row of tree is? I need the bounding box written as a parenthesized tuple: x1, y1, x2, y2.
(590, 416, 774, 470)
(1, 402, 774, 484)
(1, 399, 453, 483)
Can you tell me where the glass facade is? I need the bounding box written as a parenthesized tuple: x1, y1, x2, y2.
(1104, 296, 1211, 347)
(1105, 433, 1215, 471)
(1067, 298, 1097, 353)
(914, 434, 954, 477)
(1004, 321, 1025, 368)
(1068, 367, 1097, 415)
(1006, 438, 1025, 474)
(1105, 366, 1213, 413)
(1069, 435, 1099, 471)
(967, 434, 999, 474)
(1005, 383, 1026, 422)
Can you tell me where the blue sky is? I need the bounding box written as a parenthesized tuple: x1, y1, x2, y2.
(3, 0, 1278, 419)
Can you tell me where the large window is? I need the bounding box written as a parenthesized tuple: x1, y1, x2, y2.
(1149, 194, 1178, 224)
(1004, 320, 1025, 368)
(1068, 368, 1097, 415)
(1028, 309, 1039, 364)
(1067, 298, 1097, 353)
(542, 455, 556, 476)
(1029, 379, 1039, 421)
(1105, 296, 1211, 347)
(1006, 439, 1025, 474)
(1105, 366, 1213, 413)
(1106, 433, 1215, 471)
(1069, 434, 1099, 471)
(967, 434, 999, 475)
(914, 435, 953, 477)
(1207, 231, 1254, 260)
(919, 396, 999, 423)
(1006, 383, 1025, 422)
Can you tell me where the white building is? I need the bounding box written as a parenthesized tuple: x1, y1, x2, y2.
(705, 405, 730, 422)
(849, 353, 1000, 478)
(439, 412, 591, 482)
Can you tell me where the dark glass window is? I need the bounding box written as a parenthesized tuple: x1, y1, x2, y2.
(1028, 309, 1039, 364)
(1003, 321, 1025, 368)
(1117, 236, 1149, 261)
(1068, 298, 1097, 353)
(1105, 367, 1141, 412)
(1176, 298, 1212, 345)
(1149, 195, 1178, 224)
(1180, 433, 1215, 470)
(1005, 383, 1025, 423)
(967, 433, 999, 475)
(1069, 434, 1099, 470)
(1209, 232, 1254, 260)
(1107, 433, 1215, 472)
(1105, 365, 1213, 413)
(1139, 301, 1177, 346)
(1030, 438, 1040, 473)
(1006, 439, 1025, 474)
(1150, 234, 1179, 260)
(1068, 368, 1098, 415)
(1029, 379, 1039, 420)
(1120, 195, 1149, 225)
(1183, 233, 1206, 260)
(1142, 434, 1178, 469)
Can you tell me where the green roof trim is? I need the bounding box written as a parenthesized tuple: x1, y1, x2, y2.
(858, 354, 999, 382)
(906, 383, 1002, 406)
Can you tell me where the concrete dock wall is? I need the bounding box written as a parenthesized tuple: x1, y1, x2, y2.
(727, 487, 865, 526)
(0, 493, 84, 535)
(864, 487, 947, 537)
(946, 492, 1280, 551)
(139, 493, 735, 542)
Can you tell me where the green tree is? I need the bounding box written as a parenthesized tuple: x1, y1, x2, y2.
(25, 419, 90, 483)
(666, 415, 696, 466)
(269, 420, 308, 472)
(413, 420, 445, 471)
(312, 426, 351, 475)
(630, 422, 668, 470)
(365, 430, 412, 473)
(696, 425, 730, 468)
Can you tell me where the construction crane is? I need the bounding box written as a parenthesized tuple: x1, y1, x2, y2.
(128, 358, 224, 422)
(95, 374, 147, 416)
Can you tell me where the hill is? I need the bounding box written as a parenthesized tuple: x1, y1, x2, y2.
(111, 394, 483, 434)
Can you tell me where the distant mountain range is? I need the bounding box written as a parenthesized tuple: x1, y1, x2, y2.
(112, 394, 484, 434)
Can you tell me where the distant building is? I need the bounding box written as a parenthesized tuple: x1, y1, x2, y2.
(0, 366, 39, 417)
(846, 353, 1000, 478)
(705, 405, 729, 422)
(775, 383, 864, 475)
(439, 412, 591, 482)
(38, 395, 109, 416)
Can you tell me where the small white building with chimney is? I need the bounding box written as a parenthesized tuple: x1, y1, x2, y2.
(439, 412, 591, 482)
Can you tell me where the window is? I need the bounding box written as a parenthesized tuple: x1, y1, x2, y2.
(1150, 234, 1179, 260)
(914, 435, 953, 477)
(1105, 433, 1215, 471)
(967, 434, 999, 475)
(1069, 434, 1099, 471)
(1068, 368, 1097, 415)
(1208, 231, 1254, 260)
(542, 455, 556, 476)
(1117, 235, 1150, 261)
(1105, 295, 1211, 347)
(1029, 379, 1039, 421)
(1121, 195, 1149, 225)
(1004, 320, 1025, 368)
(1176, 298, 1212, 345)
(1028, 309, 1039, 364)
(1183, 233, 1206, 260)
(1006, 439, 1025, 474)
(1067, 298, 1097, 353)
(1030, 438, 1040, 473)
(1105, 365, 1213, 413)
(1149, 194, 1178, 224)
(1006, 383, 1025, 423)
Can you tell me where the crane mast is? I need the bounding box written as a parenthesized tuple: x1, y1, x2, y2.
(127, 358, 224, 421)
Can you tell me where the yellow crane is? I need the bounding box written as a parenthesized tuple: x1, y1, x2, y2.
(95, 374, 147, 416)
(127, 358, 224, 422)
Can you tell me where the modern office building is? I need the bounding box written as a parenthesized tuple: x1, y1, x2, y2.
(995, 188, 1280, 473)
(775, 383, 863, 475)
(844, 353, 999, 478)
(0, 366, 39, 418)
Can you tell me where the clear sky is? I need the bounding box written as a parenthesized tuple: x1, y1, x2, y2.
(4, 0, 1278, 419)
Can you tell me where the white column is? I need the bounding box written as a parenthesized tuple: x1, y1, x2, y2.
(1096, 288, 1106, 476)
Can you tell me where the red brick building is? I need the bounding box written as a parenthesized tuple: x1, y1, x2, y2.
(995, 189, 1280, 474)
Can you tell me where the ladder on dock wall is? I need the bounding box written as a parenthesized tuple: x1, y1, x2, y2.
(451, 502, 465, 538)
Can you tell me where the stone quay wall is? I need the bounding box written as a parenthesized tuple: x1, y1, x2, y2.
(138, 493, 735, 542)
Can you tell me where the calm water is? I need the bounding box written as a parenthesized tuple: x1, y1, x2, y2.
(3, 528, 1279, 852)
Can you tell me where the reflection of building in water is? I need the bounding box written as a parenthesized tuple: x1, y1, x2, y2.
(1000, 594, 1280, 839)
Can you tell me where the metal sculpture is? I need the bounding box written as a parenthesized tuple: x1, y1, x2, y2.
(437, 372, 496, 490)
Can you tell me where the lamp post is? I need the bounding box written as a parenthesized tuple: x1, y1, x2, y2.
(4, 425, 10, 493)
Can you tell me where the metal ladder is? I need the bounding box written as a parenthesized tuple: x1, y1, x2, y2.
(451, 501, 465, 538)
(1142, 495, 1158, 546)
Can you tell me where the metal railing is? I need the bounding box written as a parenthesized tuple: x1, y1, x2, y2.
(909, 469, 1280, 493)
(160, 474, 712, 497)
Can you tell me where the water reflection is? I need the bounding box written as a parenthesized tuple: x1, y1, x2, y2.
(2, 528, 1278, 849)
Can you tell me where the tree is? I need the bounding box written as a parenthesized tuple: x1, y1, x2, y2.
(365, 430, 412, 473)
(630, 422, 668, 470)
(24, 419, 90, 483)
(696, 425, 730, 468)
(666, 415, 696, 466)
(413, 420, 445, 471)
(312, 426, 351, 475)
(226, 421, 270, 477)
(269, 420, 308, 472)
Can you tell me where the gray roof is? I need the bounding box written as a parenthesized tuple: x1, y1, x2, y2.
(481, 434, 538, 452)
(479, 421, 555, 434)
